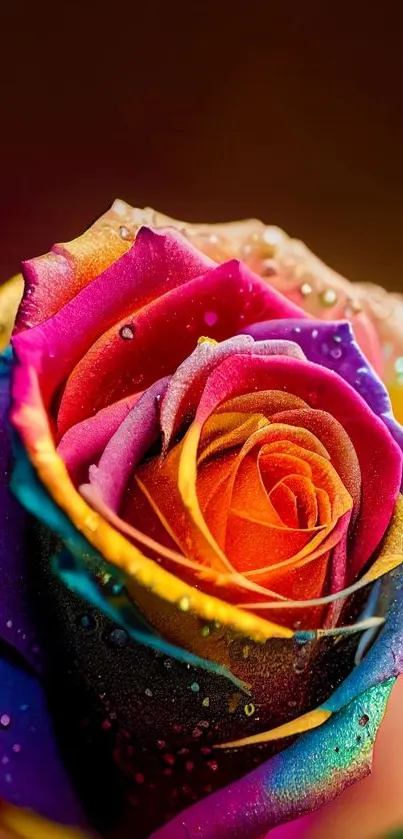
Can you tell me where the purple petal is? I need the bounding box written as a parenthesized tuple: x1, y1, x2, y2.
(0, 652, 86, 825)
(88, 377, 170, 511)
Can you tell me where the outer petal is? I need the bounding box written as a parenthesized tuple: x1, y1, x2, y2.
(0, 654, 85, 826)
(17, 203, 186, 331)
(13, 226, 214, 418)
(0, 276, 23, 353)
(0, 804, 90, 839)
(0, 351, 40, 668)
(149, 679, 394, 839)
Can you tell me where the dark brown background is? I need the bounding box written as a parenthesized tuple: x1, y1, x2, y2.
(1, 1, 402, 290)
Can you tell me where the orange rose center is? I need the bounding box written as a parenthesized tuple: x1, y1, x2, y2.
(127, 389, 354, 602)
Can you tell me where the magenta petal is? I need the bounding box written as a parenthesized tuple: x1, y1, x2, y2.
(55, 260, 308, 434)
(12, 226, 214, 407)
(57, 392, 140, 485)
(88, 377, 170, 511)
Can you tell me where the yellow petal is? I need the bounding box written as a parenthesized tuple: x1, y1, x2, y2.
(0, 804, 91, 839)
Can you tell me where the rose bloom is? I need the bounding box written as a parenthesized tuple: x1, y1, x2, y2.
(0, 201, 403, 839)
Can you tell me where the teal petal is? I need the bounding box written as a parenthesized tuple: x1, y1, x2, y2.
(11, 442, 247, 691)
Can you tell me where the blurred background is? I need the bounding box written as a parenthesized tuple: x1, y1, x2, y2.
(1, 3, 403, 838)
(0, 0, 403, 291)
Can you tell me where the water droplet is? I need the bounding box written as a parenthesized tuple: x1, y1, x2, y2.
(359, 713, 369, 727)
(244, 703, 256, 717)
(119, 225, 133, 241)
(311, 328, 319, 339)
(207, 760, 219, 771)
(185, 760, 194, 772)
(333, 333, 342, 343)
(293, 326, 301, 333)
(320, 288, 338, 307)
(0, 714, 11, 728)
(145, 688, 153, 697)
(79, 614, 96, 631)
(108, 628, 128, 648)
(6, 620, 12, 629)
(261, 259, 277, 277)
(12, 744, 21, 753)
(242, 645, 250, 659)
(202, 697, 210, 708)
(163, 753, 176, 766)
(293, 637, 310, 674)
(119, 324, 135, 340)
(204, 311, 218, 327)
(201, 625, 210, 637)
(300, 282, 313, 296)
(191, 682, 200, 693)
(178, 596, 191, 612)
(330, 346, 343, 359)
(84, 512, 99, 533)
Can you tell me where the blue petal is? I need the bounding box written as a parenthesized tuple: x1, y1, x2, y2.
(11, 443, 248, 692)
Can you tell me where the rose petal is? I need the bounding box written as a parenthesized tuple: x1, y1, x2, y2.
(88, 377, 170, 511)
(57, 392, 140, 486)
(243, 319, 403, 453)
(56, 265, 306, 434)
(148, 680, 393, 839)
(13, 225, 213, 416)
(0, 655, 85, 825)
(0, 351, 40, 669)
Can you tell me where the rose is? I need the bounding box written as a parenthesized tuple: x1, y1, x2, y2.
(1, 200, 403, 839)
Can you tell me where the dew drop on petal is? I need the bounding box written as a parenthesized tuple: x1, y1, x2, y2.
(204, 311, 218, 327)
(119, 324, 135, 340)
(108, 628, 128, 648)
(79, 614, 96, 631)
(0, 715, 11, 728)
(300, 282, 313, 296)
(244, 702, 256, 717)
(320, 288, 338, 307)
(119, 225, 133, 241)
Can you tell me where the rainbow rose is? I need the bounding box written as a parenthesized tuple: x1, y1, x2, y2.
(1, 201, 403, 839)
